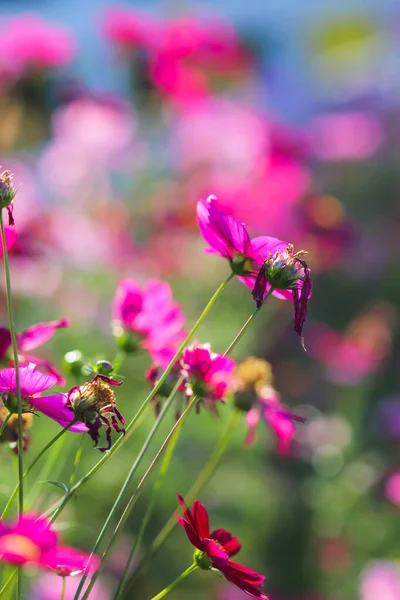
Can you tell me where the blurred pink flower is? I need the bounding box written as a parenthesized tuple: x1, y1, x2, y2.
(29, 572, 110, 600)
(360, 561, 400, 600)
(0, 226, 17, 257)
(0, 513, 98, 575)
(244, 385, 304, 454)
(308, 303, 396, 385)
(113, 279, 186, 367)
(0, 318, 69, 385)
(0, 363, 86, 432)
(385, 471, 400, 506)
(101, 6, 160, 48)
(311, 111, 384, 161)
(181, 344, 236, 412)
(0, 14, 75, 78)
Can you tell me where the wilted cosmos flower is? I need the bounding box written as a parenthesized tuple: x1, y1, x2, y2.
(0, 167, 16, 225)
(113, 278, 186, 367)
(176, 494, 268, 599)
(0, 318, 70, 385)
(234, 357, 304, 454)
(181, 344, 236, 412)
(0, 513, 98, 576)
(0, 363, 86, 433)
(197, 196, 312, 341)
(67, 374, 124, 451)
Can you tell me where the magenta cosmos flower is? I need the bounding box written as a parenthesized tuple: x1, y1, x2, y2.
(0, 363, 86, 432)
(197, 195, 312, 340)
(0, 318, 69, 385)
(66, 374, 124, 452)
(176, 495, 268, 599)
(244, 385, 304, 455)
(113, 278, 186, 367)
(181, 344, 236, 412)
(0, 513, 99, 576)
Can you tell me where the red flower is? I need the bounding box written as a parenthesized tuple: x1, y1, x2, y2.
(176, 494, 268, 599)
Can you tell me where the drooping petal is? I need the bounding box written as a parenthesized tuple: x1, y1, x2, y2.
(0, 226, 17, 259)
(293, 260, 312, 340)
(244, 407, 261, 446)
(252, 267, 268, 310)
(17, 319, 70, 352)
(220, 560, 268, 599)
(29, 394, 88, 432)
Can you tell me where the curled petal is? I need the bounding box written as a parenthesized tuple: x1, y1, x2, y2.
(252, 267, 267, 310)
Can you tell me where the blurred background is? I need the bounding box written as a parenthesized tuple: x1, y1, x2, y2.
(0, 1, 399, 599)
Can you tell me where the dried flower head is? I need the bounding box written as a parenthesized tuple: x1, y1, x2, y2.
(0, 168, 16, 226)
(67, 375, 124, 452)
(252, 243, 312, 345)
(235, 357, 273, 394)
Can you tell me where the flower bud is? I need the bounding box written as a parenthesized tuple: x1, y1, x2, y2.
(113, 326, 141, 355)
(95, 360, 114, 375)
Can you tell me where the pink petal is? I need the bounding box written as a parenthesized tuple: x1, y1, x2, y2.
(17, 319, 70, 352)
(210, 528, 241, 557)
(0, 364, 57, 396)
(203, 538, 229, 568)
(41, 545, 100, 576)
(245, 408, 261, 446)
(0, 226, 17, 258)
(30, 394, 88, 432)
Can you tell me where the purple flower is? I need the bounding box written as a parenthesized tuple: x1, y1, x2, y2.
(181, 344, 236, 412)
(0, 318, 70, 385)
(0, 363, 86, 432)
(67, 375, 124, 451)
(113, 279, 186, 367)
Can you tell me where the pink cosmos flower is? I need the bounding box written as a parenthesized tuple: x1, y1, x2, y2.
(0, 225, 17, 257)
(0, 319, 69, 385)
(176, 494, 268, 599)
(101, 7, 160, 49)
(360, 560, 400, 600)
(244, 385, 304, 455)
(113, 279, 186, 367)
(29, 572, 110, 600)
(0, 14, 75, 79)
(0, 363, 86, 433)
(180, 344, 236, 412)
(0, 513, 99, 576)
(197, 195, 287, 278)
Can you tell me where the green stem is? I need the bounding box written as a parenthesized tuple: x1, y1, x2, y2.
(0, 412, 11, 439)
(1, 419, 77, 519)
(0, 212, 23, 519)
(49, 274, 233, 522)
(150, 564, 197, 600)
(0, 569, 17, 598)
(73, 377, 184, 600)
(152, 410, 240, 564)
(78, 395, 198, 600)
(60, 577, 66, 600)
(69, 433, 85, 488)
(114, 412, 185, 600)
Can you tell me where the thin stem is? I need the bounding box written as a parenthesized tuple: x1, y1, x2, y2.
(0, 212, 23, 518)
(152, 410, 240, 562)
(150, 564, 197, 600)
(60, 577, 66, 600)
(79, 395, 198, 600)
(0, 569, 17, 598)
(69, 433, 85, 488)
(0, 412, 11, 439)
(49, 273, 234, 522)
(1, 419, 77, 519)
(73, 377, 184, 600)
(114, 414, 185, 600)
